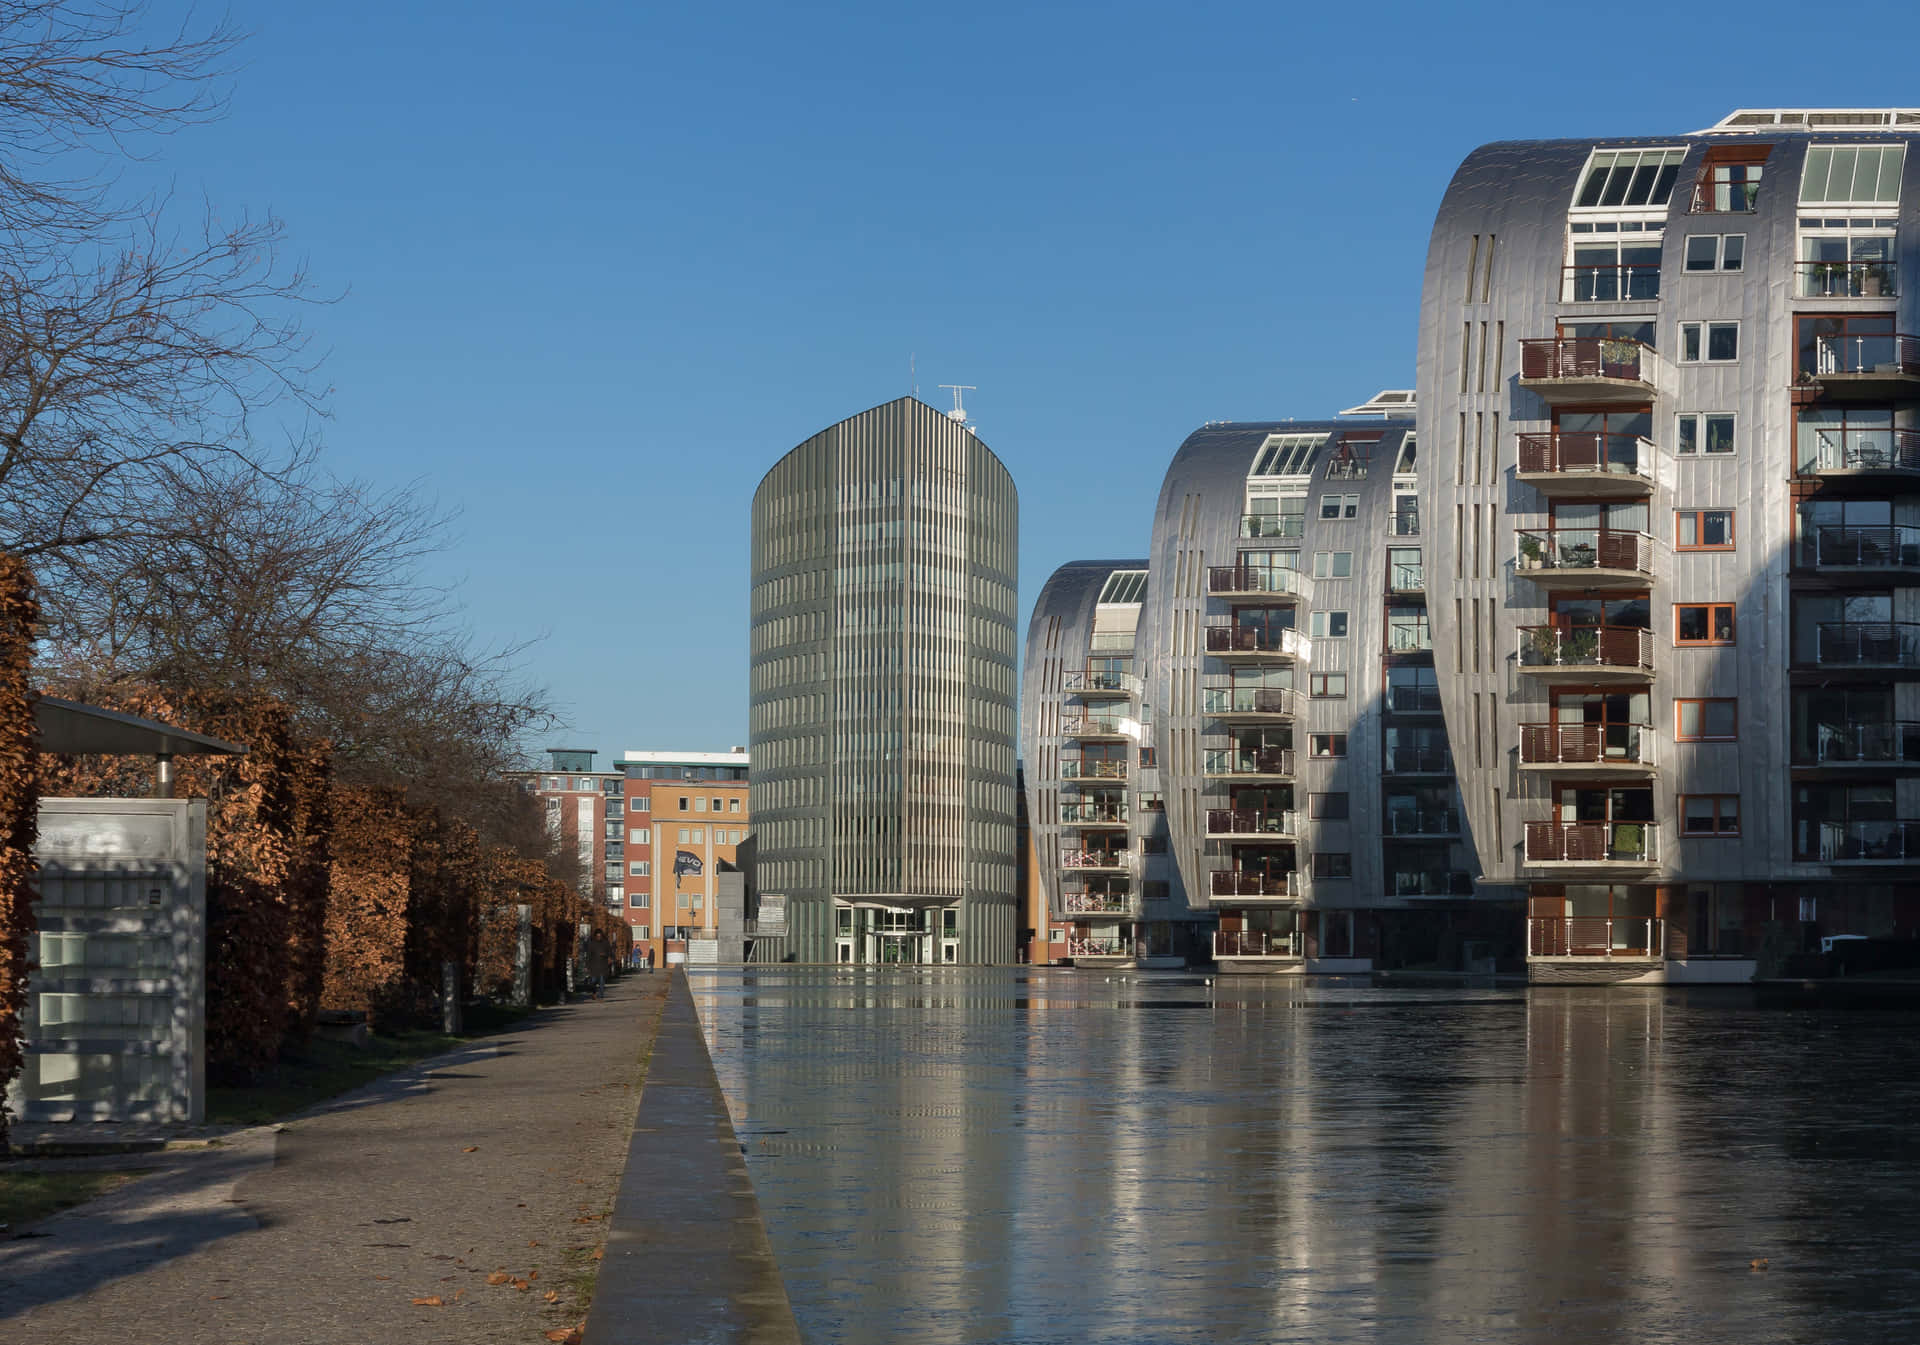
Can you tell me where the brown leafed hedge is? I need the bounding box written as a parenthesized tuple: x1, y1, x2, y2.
(0, 556, 39, 1154)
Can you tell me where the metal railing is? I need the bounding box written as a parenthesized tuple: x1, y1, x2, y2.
(1387, 622, 1433, 655)
(1519, 723, 1656, 768)
(1203, 747, 1297, 778)
(1518, 626, 1656, 673)
(1068, 938, 1132, 958)
(1516, 432, 1655, 480)
(1819, 819, 1920, 862)
(1385, 809, 1461, 836)
(1800, 524, 1920, 569)
(1061, 848, 1130, 871)
(1203, 686, 1302, 718)
(1209, 869, 1304, 898)
(1213, 930, 1302, 959)
(1519, 337, 1650, 382)
(1206, 566, 1313, 600)
(1805, 331, 1920, 379)
(1796, 429, 1920, 474)
(1060, 801, 1129, 825)
(1516, 527, 1657, 575)
(1384, 745, 1453, 774)
(1386, 685, 1443, 713)
(1391, 508, 1420, 537)
(1205, 808, 1300, 838)
(1561, 264, 1663, 303)
(1692, 180, 1761, 214)
(1206, 626, 1313, 660)
(1240, 513, 1305, 539)
(1529, 917, 1666, 958)
(1797, 260, 1898, 299)
(1524, 821, 1659, 865)
(1812, 720, 1920, 765)
(1389, 563, 1425, 592)
(1062, 668, 1129, 694)
(1814, 622, 1920, 669)
(1061, 716, 1126, 739)
(1059, 759, 1128, 781)
(1061, 892, 1133, 916)
(1392, 869, 1474, 896)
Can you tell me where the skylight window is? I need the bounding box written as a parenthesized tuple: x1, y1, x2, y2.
(1573, 148, 1686, 210)
(1800, 145, 1906, 206)
(1097, 570, 1147, 605)
(1393, 434, 1418, 476)
(1250, 433, 1329, 477)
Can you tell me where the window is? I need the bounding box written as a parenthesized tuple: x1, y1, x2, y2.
(1676, 510, 1734, 550)
(1309, 792, 1349, 820)
(1693, 146, 1768, 213)
(1309, 610, 1349, 639)
(711, 797, 723, 811)
(1679, 321, 1739, 362)
(629, 827, 651, 845)
(1310, 672, 1347, 698)
(1137, 791, 1165, 812)
(1797, 314, 1900, 381)
(1392, 494, 1419, 537)
(1683, 234, 1745, 272)
(1800, 144, 1906, 207)
(1565, 235, 1661, 302)
(1797, 219, 1896, 298)
(1310, 733, 1348, 758)
(1387, 608, 1432, 654)
(1319, 493, 1359, 520)
(1251, 432, 1330, 477)
(1388, 547, 1423, 592)
(633, 890, 650, 909)
(630, 796, 650, 812)
(1572, 147, 1686, 210)
(677, 827, 690, 843)
(628, 860, 652, 877)
(1675, 603, 1736, 645)
(1051, 929, 1067, 944)
(690, 827, 705, 843)
(678, 796, 689, 811)
(1676, 413, 1736, 456)
(1312, 550, 1353, 579)
(1676, 699, 1738, 742)
(729, 798, 741, 813)
(1681, 795, 1741, 836)
(694, 797, 708, 812)
(1312, 852, 1354, 879)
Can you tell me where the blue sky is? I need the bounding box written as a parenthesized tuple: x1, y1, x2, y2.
(146, 1, 1920, 758)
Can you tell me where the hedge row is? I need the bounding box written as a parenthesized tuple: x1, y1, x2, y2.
(0, 556, 38, 1154)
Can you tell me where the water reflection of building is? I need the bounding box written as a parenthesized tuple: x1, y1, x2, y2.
(1418, 110, 1920, 984)
(748, 398, 1020, 964)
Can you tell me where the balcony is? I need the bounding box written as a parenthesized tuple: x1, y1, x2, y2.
(1519, 723, 1657, 774)
(1213, 930, 1303, 960)
(1795, 429, 1920, 480)
(1797, 259, 1898, 300)
(1202, 748, 1296, 781)
(1240, 513, 1305, 540)
(1062, 668, 1131, 698)
(1529, 917, 1668, 959)
(1818, 819, 1920, 864)
(1384, 745, 1454, 775)
(1810, 720, 1920, 767)
(1203, 686, 1301, 722)
(1061, 716, 1128, 741)
(1523, 821, 1660, 872)
(1515, 528, 1658, 591)
(1207, 566, 1313, 603)
(1205, 808, 1300, 841)
(1391, 869, 1475, 897)
(1060, 849, 1130, 874)
(1560, 264, 1662, 304)
(1515, 432, 1657, 499)
(1389, 562, 1425, 595)
(1205, 625, 1313, 663)
(1518, 338, 1655, 405)
(1800, 331, 1920, 399)
(1517, 626, 1655, 685)
(1386, 622, 1434, 657)
(1060, 891, 1134, 918)
(1060, 801, 1129, 827)
(1812, 622, 1920, 670)
(1066, 937, 1134, 963)
(1059, 759, 1128, 782)
(1386, 685, 1443, 714)
(1390, 508, 1420, 538)
(1209, 868, 1305, 901)
(1799, 525, 1920, 572)
(1385, 810, 1461, 837)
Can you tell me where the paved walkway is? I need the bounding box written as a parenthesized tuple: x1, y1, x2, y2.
(0, 972, 672, 1343)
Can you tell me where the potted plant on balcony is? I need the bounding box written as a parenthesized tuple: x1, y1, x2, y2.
(1528, 627, 1562, 665)
(1518, 533, 1545, 570)
(1564, 629, 1600, 665)
(1610, 823, 1646, 862)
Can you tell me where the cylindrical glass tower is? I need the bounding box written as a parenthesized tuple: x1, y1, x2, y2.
(749, 397, 1019, 963)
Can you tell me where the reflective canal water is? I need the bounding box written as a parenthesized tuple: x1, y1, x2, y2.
(688, 968, 1920, 1345)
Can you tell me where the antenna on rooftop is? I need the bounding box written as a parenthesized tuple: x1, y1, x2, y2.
(910, 353, 917, 399)
(938, 384, 976, 424)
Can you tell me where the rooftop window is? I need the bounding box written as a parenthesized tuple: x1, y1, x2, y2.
(1801, 145, 1906, 206)
(1250, 433, 1329, 478)
(1097, 570, 1148, 605)
(1573, 148, 1686, 210)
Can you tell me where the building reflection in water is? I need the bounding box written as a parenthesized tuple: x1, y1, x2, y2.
(689, 969, 1920, 1345)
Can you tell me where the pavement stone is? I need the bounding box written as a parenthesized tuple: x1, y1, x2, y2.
(0, 971, 672, 1344)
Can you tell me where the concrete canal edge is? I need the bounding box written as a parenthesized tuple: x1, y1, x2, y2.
(585, 970, 803, 1345)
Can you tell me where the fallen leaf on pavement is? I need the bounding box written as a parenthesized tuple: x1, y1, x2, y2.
(529, 1271, 540, 1282)
(590, 1248, 604, 1261)
(543, 1329, 582, 1344)
(462, 1146, 479, 1153)
(373, 1276, 390, 1282)
(411, 1296, 445, 1307)
(485, 1272, 510, 1285)
(528, 1239, 540, 1247)
(512, 1278, 532, 1291)
(543, 1290, 559, 1303)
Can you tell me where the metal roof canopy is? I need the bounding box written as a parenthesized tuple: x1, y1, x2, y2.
(34, 695, 247, 797)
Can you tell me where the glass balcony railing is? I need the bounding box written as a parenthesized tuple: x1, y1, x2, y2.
(1203, 748, 1296, 778)
(1213, 930, 1302, 958)
(1059, 760, 1128, 781)
(1519, 337, 1651, 383)
(1209, 869, 1303, 899)
(1799, 524, 1920, 569)
(1205, 626, 1312, 659)
(1519, 723, 1656, 769)
(1797, 260, 1897, 299)
(1062, 668, 1129, 694)
(1203, 686, 1302, 718)
(1516, 528, 1657, 577)
(1518, 626, 1656, 675)
(1060, 849, 1130, 871)
(1384, 745, 1453, 774)
(1205, 808, 1299, 838)
(1561, 265, 1661, 303)
(1206, 567, 1313, 600)
(1529, 917, 1667, 958)
(1385, 810, 1461, 837)
(1803, 331, 1920, 380)
(1811, 720, 1920, 765)
(1061, 717, 1126, 739)
(1239, 514, 1305, 540)
(1796, 429, 1920, 475)
(1515, 432, 1656, 482)
(1060, 802, 1129, 825)
(1524, 821, 1659, 865)
(1813, 622, 1920, 669)
(1386, 685, 1443, 713)
(1391, 869, 1474, 896)
(1389, 563, 1425, 593)
(1061, 892, 1133, 916)
(1818, 819, 1920, 863)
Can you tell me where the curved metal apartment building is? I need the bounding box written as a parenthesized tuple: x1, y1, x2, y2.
(1418, 109, 1920, 983)
(1025, 397, 1508, 972)
(749, 397, 1020, 964)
